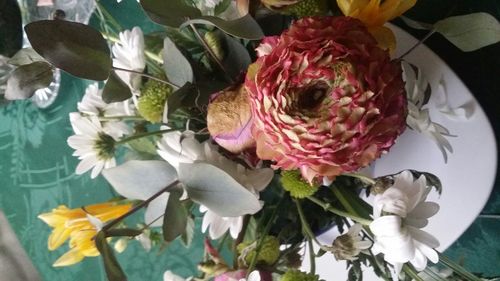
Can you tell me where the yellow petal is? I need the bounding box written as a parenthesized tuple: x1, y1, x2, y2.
(368, 26, 397, 53)
(53, 248, 85, 267)
(48, 226, 72, 251)
(337, 0, 369, 16)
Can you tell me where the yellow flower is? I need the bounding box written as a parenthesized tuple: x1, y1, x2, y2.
(38, 202, 132, 267)
(337, 0, 416, 51)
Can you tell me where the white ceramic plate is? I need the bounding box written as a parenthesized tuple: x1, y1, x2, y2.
(301, 24, 498, 280)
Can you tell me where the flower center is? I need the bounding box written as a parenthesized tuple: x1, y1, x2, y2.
(295, 81, 330, 116)
(94, 133, 116, 160)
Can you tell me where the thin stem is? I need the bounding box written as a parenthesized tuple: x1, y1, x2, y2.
(397, 29, 436, 60)
(101, 180, 180, 233)
(116, 128, 175, 145)
(403, 264, 425, 281)
(343, 173, 376, 185)
(294, 199, 333, 253)
(95, 0, 122, 32)
(478, 214, 500, 219)
(233, 215, 250, 268)
(306, 196, 372, 226)
(112, 66, 181, 89)
(246, 197, 284, 278)
(188, 23, 234, 83)
(307, 236, 316, 275)
(439, 254, 482, 281)
(99, 115, 144, 121)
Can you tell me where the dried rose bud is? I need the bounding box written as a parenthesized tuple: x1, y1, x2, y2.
(207, 84, 255, 154)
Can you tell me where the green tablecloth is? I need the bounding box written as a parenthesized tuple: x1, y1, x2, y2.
(0, 0, 498, 280)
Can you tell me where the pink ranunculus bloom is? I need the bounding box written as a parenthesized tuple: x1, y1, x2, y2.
(207, 84, 256, 154)
(245, 16, 407, 184)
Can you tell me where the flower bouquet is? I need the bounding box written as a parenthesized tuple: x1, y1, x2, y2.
(1, 0, 499, 280)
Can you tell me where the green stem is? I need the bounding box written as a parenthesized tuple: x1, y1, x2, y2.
(188, 23, 234, 83)
(294, 199, 333, 253)
(95, 0, 122, 32)
(233, 215, 250, 268)
(439, 254, 482, 281)
(307, 235, 316, 275)
(99, 115, 144, 121)
(111, 66, 181, 89)
(116, 128, 175, 145)
(246, 198, 284, 278)
(397, 29, 436, 60)
(403, 264, 425, 281)
(306, 196, 372, 226)
(343, 173, 376, 185)
(101, 180, 180, 233)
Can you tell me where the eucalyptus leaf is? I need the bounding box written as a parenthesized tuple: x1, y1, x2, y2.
(165, 27, 204, 55)
(7, 48, 45, 66)
(400, 16, 433, 30)
(434, 13, 500, 52)
(105, 228, 143, 238)
(182, 14, 264, 40)
(166, 82, 197, 118)
(178, 162, 262, 217)
(163, 37, 193, 88)
(95, 231, 127, 281)
(25, 20, 111, 80)
(5, 61, 53, 100)
(140, 0, 201, 27)
(181, 214, 195, 247)
(219, 31, 251, 81)
(0, 0, 23, 57)
(162, 189, 188, 242)
(214, 0, 232, 16)
(102, 71, 132, 103)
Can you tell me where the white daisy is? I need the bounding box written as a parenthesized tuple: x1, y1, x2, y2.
(74, 83, 133, 138)
(332, 223, 372, 261)
(67, 116, 117, 178)
(370, 171, 440, 279)
(112, 27, 146, 94)
(402, 62, 453, 162)
(200, 205, 243, 239)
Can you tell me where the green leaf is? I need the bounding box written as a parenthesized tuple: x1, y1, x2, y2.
(166, 82, 197, 118)
(105, 228, 143, 238)
(163, 37, 194, 88)
(102, 71, 132, 103)
(182, 14, 264, 40)
(0, 0, 23, 57)
(7, 48, 46, 66)
(162, 189, 188, 242)
(139, 0, 201, 27)
(127, 137, 158, 156)
(165, 27, 204, 55)
(95, 231, 127, 281)
(219, 31, 251, 80)
(434, 13, 500, 52)
(25, 20, 111, 80)
(214, 0, 232, 16)
(178, 162, 262, 217)
(5, 61, 53, 100)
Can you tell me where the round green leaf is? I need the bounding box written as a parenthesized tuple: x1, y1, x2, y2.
(182, 15, 264, 40)
(5, 61, 53, 100)
(25, 20, 111, 81)
(140, 0, 201, 27)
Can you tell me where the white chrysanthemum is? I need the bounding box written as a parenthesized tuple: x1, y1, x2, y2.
(195, 0, 242, 19)
(67, 116, 117, 178)
(112, 27, 145, 94)
(243, 271, 261, 281)
(370, 171, 440, 279)
(163, 271, 192, 281)
(74, 83, 133, 138)
(332, 224, 372, 261)
(200, 205, 243, 239)
(157, 130, 273, 239)
(402, 62, 453, 162)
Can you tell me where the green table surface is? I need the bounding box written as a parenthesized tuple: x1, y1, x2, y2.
(0, 0, 499, 280)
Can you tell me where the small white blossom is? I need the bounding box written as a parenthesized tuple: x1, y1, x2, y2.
(332, 224, 372, 261)
(112, 27, 146, 94)
(402, 62, 454, 162)
(370, 171, 440, 280)
(436, 77, 475, 120)
(200, 205, 243, 239)
(195, 0, 242, 20)
(163, 271, 192, 281)
(67, 116, 117, 178)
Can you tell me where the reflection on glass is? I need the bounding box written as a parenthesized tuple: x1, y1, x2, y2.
(17, 0, 96, 108)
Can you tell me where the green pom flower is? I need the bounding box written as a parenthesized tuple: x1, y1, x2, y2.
(281, 269, 319, 281)
(137, 79, 172, 123)
(237, 236, 280, 266)
(285, 0, 328, 17)
(281, 170, 319, 198)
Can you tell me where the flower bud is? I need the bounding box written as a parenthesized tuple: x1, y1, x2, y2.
(280, 170, 319, 198)
(207, 84, 255, 153)
(237, 236, 280, 266)
(137, 79, 172, 123)
(285, 0, 328, 17)
(280, 269, 319, 281)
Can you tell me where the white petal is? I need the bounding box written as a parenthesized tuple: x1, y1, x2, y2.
(229, 216, 244, 239)
(415, 240, 439, 264)
(407, 226, 440, 249)
(410, 250, 428, 271)
(408, 202, 439, 219)
(90, 160, 105, 178)
(370, 216, 403, 237)
(75, 155, 98, 175)
(163, 270, 186, 281)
